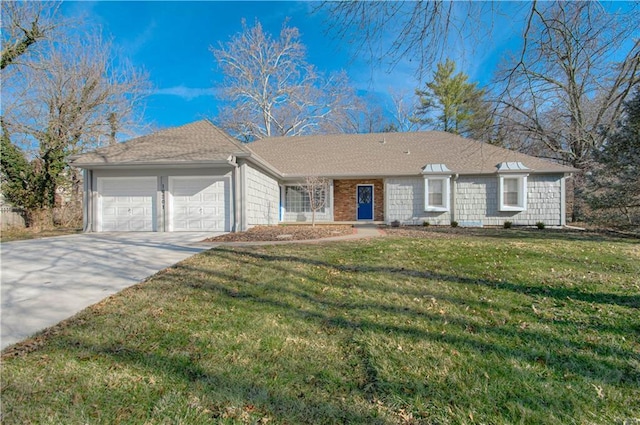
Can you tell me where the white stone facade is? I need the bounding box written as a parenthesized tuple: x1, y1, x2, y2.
(385, 174, 565, 227)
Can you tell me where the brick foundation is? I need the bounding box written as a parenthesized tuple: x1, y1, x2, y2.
(333, 179, 384, 221)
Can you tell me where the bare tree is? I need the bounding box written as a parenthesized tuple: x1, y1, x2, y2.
(493, 2, 639, 220)
(299, 176, 329, 227)
(6, 34, 149, 155)
(212, 19, 359, 140)
(1, 20, 149, 225)
(320, 1, 491, 79)
(495, 2, 640, 169)
(386, 89, 422, 133)
(330, 93, 391, 134)
(0, 1, 63, 70)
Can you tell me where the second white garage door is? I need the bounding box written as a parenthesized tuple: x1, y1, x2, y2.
(169, 176, 228, 231)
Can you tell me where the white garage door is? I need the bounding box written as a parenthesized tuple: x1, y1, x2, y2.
(99, 177, 156, 232)
(170, 176, 228, 231)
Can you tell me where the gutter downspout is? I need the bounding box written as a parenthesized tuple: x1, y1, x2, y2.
(228, 157, 240, 233)
(240, 162, 247, 231)
(83, 169, 94, 232)
(561, 173, 572, 227)
(82, 169, 89, 232)
(451, 174, 459, 224)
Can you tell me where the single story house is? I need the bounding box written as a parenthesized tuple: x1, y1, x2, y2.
(69, 120, 576, 232)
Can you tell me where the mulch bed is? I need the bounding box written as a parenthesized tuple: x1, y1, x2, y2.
(205, 225, 354, 242)
(383, 226, 462, 239)
(383, 225, 640, 240)
(205, 224, 637, 243)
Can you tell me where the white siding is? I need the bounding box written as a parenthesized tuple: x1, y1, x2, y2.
(456, 175, 562, 226)
(245, 165, 280, 226)
(385, 174, 564, 226)
(386, 178, 451, 225)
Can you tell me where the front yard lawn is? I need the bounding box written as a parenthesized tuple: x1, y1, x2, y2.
(2, 231, 639, 424)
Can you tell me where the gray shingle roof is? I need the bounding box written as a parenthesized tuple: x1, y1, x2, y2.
(70, 120, 576, 177)
(69, 120, 250, 166)
(246, 131, 576, 177)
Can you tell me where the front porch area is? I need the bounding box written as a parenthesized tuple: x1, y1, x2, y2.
(333, 179, 385, 222)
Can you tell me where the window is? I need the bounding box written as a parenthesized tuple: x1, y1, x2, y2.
(503, 178, 519, 206)
(499, 175, 527, 211)
(429, 179, 444, 206)
(284, 186, 325, 213)
(424, 177, 450, 211)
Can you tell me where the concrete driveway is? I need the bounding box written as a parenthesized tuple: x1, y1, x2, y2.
(1, 232, 219, 350)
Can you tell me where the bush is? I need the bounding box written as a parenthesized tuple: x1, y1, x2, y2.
(536, 221, 545, 229)
(451, 221, 459, 228)
(422, 221, 430, 227)
(503, 221, 512, 229)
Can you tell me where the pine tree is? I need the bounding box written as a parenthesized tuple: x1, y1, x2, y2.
(413, 59, 492, 139)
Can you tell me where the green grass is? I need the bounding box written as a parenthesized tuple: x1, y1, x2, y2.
(2, 231, 639, 424)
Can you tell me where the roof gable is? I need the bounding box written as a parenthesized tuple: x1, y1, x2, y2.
(70, 120, 250, 167)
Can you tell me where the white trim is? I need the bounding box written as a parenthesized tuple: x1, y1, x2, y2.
(424, 176, 451, 212)
(560, 175, 566, 226)
(383, 179, 389, 223)
(240, 163, 248, 231)
(451, 174, 458, 222)
(279, 184, 285, 222)
(356, 184, 375, 220)
(499, 174, 528, 212)
(329, 179, 335, 221)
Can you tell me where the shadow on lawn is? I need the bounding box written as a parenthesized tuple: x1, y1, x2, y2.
(58, 339, 392, 424)
(387, 227, 640, 244)
(211, 247, 640, 309)
(167, 248, 639, 388)
(27, 241, 636, 424)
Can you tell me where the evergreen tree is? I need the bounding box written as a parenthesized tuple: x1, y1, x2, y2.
(0, 120, 35, 208)
(413, 59, 492, 139)
(0, 120, 67, 214)
(588, 88, 640, 225)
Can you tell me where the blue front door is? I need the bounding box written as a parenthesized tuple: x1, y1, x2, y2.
(357, 185, 374, 220)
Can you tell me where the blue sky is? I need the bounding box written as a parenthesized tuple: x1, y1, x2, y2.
(57, 2, 534, 131)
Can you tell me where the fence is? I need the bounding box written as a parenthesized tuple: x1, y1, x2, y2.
(0, 205, 27, 230)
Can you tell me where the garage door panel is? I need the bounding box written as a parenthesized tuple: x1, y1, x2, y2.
(170, 177, 228, 232)
(98, 177, 156, 232)
(202, 193, 218, 202)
